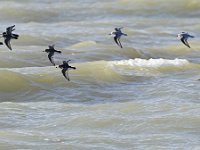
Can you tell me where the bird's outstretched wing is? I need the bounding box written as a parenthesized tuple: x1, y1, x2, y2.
(114, 36, 123, 48)
(66, 60, 71, 64)
(115, 27, 123, 32)
(55, 50, 62, 54)
(12, 34, 19, 39)
(49, 44, 55, 49)
(62, 68, 70, 81)
(7, 25, 15, 33)
(4, 37, 12, 50)
(118, 38, 123, 48)
(114, 36, 120, 47)
(48, 53, 55, 65)
(114, 28, 119, 31)
(181, 37, 190, 48)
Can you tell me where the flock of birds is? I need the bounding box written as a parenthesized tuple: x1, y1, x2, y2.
(0, 25, 77, 81)
(110, 27, 195, 48)
(0, 25, 195, 81)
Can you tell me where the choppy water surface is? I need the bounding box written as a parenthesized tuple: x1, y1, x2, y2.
(0, 0, 200, 149)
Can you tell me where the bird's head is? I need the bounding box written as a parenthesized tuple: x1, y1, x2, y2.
(177, 33, 182, 38)
(2, 32, 6, 36)
(109, 32, 115, 35)
(43, 49, 50, 53)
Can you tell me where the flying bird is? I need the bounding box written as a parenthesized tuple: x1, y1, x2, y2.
(109, 27, 127, 48)
(1, 25, 19, 50)
(177, 32, 194, 48)
(43, 45, 62, 66)
(58, 60, 76, 81)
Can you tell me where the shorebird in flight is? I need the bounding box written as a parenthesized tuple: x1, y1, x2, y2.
(58, 60, 76, 81)
(44, 45, 62, 66)
(1, 25, 19, 50)
(109, 27, 127, 48)
(177, 32, 194, 48)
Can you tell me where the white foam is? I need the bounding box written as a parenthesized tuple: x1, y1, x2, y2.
(110, 58, 190, 68)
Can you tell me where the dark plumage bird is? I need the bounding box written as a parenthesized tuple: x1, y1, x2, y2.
(58, 60, 76, 81)
(43, 45, 62, 66)
(1, 25, 19, 50)
(177, 32, 194, 48)
(109, 27, 127, 48)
